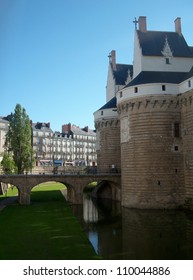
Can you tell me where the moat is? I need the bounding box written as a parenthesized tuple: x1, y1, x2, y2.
(72, 195, 193, 260)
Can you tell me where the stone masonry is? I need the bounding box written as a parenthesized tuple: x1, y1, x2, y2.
(95, 118, 121, 173)
(118, 94, 185, 209)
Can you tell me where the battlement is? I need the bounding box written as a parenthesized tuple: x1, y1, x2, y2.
(95, 118, 120, 129)
(118, 94, 180, 115)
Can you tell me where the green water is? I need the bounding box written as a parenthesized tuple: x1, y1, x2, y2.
(72, 196, 193, 260)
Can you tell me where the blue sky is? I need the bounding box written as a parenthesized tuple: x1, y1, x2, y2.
(1, 0, 193, 131)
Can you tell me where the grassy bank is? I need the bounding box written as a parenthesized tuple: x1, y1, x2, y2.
(0, 182, 98, 260)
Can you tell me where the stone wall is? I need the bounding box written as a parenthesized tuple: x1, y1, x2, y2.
(181, 90, 193, 205)
(95, 118, 121, 173)
(118, 94, 185, 209)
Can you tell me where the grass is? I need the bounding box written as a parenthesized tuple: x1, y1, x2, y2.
(0, 182, 99, 260)
(0, 186, 18, 201)
(83, 181, 97, 193)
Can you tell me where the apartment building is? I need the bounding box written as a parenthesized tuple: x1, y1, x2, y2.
(0, 117, 9, 162)
(32, 122, 96, 166)
(62, 123, 96, 166)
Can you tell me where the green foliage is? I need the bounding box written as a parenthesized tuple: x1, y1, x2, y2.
(5, 104, 34, 174)
(1, 152, 17, 174)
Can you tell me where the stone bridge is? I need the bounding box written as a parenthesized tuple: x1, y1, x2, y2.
(0, 173, 121, 205)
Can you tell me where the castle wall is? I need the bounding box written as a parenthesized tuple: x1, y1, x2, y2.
(181, 90, 193, 202)
(118, 94, 185, 209)
(141, 56, 193, 74)
(95, 119, 121, 173)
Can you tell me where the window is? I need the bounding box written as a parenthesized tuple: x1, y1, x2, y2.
(174, 122, 180, 138)
(162, 85, 166, 91)
(134, 87, 138, 93)
(101, 111, 103, 116)
(188, 80, 191, 87)
(120, 91, 123, 98)
(166, 58, 170, 64)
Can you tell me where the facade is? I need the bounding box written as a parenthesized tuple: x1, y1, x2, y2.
(62, 123, 97, 166)
(32, 122, 74, 165)
(32, 122, 54, 165)
(0, 120, 96, 170)
(0, 117, 9, 162)
(94, 16, 193, 209)
(33, 122, 96, 166)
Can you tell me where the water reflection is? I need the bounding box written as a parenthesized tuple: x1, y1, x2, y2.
(71, 195, 193, 260)
(83, 194, 98, 223)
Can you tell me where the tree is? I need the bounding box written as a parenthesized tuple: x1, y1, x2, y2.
(1, 152, 16, 174)
(5, 104, 34, 174)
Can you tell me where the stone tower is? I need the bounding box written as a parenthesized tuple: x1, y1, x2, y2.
(94, 17, 193, 209)
(94, 51, 132, 173)
(94, 97, 121, 173)
(181, 89, 193, 204)
(118, 94, 184, 208)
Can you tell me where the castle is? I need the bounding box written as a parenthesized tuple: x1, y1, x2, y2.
(94, 16, 193, 209)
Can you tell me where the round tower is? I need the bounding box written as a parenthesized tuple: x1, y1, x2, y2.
(180, 90, 193, 207)
(118, 93, 185, 209)
(94, 97, 121, 173)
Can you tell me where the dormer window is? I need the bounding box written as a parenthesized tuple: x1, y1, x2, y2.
(162, 85, 166, 91)
(166, 58, 170, 64)
(161, 36, 173, 65)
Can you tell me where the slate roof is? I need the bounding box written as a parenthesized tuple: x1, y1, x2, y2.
(125, 71, 188, 87)
(183, 66, 193, 80)
(137, 30, 193, 58)
(99, 96, 117, 110)
(32, 122, 53, 133)
(0, 117, 9, 124)
(113, 64, 133, 85)
(70, 125, 96, 136)
(189, 47, 193, 55)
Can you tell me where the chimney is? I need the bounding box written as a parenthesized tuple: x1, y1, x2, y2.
(174, 17, 182, 35)
(109, 50, 116, 71)
(62, 123, 71, 133)
(83, 126, 89, 132)
(68, 123, 72, 132)
(138, 16, 147, 32)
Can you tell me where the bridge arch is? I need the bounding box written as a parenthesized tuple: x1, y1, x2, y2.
(30, 181, 74, 203)
(91, 179, 121, 201)
(30, 180, 75, 204)
(0, 174, 121, 205)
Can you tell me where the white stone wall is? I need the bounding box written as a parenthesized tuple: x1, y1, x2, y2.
(106, 64, 116, 102)
(94, 108, 118, 123)
(141, 56, 193, 73)
(117, 83, 179, 104)
(133, 31, 142, 78)
(179, 77, 193, 93)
